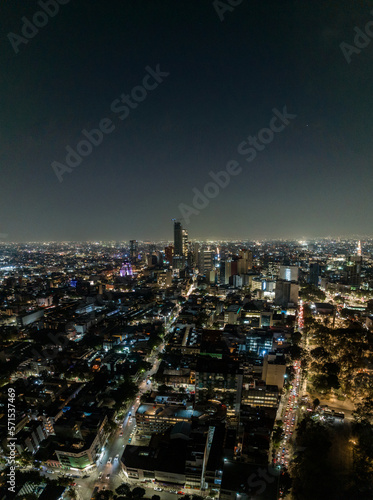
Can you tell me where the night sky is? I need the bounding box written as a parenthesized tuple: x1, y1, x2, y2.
(1, 0, 373, 242)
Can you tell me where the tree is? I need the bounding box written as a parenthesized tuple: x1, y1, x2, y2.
(353, 397, 373, 424)
(288, 344, 304, 361)
(111, 379, 138, 409)
(272, 426, 283, 449)
(132, 487, 146, 498)
(147, 335, 162, 350)
(279, 469, 292, 497)
(290, 418, 336, 499)
(66, 489, 78, 500)
(151, 496, 161, 500)
(299, 284, 326, 302)
(158, 384, 172, 393)
(292, 331, 302, 345)
(18, 450, 34, 467)
(56, 475, 71, 487)
(137, 360, 152, 372)
(116, 483, 132, 497)
(310, 346, 329, 362)
(312, 373, 339, 393)
(312, 398, 320, 410)
(96, 491, 114, 500)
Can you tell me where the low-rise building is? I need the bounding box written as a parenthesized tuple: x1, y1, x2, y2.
(136, 403, 203, 435)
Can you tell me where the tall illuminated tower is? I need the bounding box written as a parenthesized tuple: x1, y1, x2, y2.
(182, 229, 188, 257)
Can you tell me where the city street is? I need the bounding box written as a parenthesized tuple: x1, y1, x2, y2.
(276, 360, 301, 471)
(77, 317, 172, 499)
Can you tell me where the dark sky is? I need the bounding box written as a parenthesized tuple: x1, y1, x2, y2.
(1, 0, 373, 242)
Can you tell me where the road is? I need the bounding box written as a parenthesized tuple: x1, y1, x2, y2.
(273, 302, 304, 498)
(78, 313, 176, 499)
(276, 359, 301, 473)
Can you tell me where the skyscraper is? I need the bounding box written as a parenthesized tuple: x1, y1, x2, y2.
(279, 265, 299, 282)
(173, 221, 183, 256)
(308, 262, 320, 286)
(345, 255, 362, 288)
(219, 258, 232, 284)
(199, 249, 214, 275)
(237, 249, 253, 274)
(165, 245, 174, 265)
(182, 229, 188, 257)
(130, 240, 138, 262)
(193, 242, 200, 266)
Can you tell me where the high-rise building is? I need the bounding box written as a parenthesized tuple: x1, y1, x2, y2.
(199, 249, 214, 275)
(262, 354, 287, 389)
(279, 265, 298, 282)
(195, 357, 243, 414)
(165, 245, 174, 265)
(174, 221, 183, 256)
(237, 249, 252, 274)
(193, 242, 200, 266)
(308, 262, 320, 286)
(130, 240, 138, 262)
(274, 280, 299, 308)
(182, 229, 188, 257)
(345, 255, 362, 288)
(219, 259, 232, 284)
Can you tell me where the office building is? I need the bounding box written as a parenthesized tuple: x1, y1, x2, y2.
(279, 265, 299, 282)
(237, 249, 252, 274)
(241, 385, 279, 408)
(182, 229, 188, 257)
(135, 404, 203, 435)
(219, 259, 231, 285)
(274, 280, 299, 308)
(174, 221, 183, 256)
(345, 255, 362, 288)
(165, 245, 174, 265)
(157, 270, 172, 287)
(262, 353, 287, 389)
(308, 262, 320, 286)
(244, 329, 273, 356)
(130, 240, 138, 262)
(224, 305, 241, 325)
(199, 249, 214, 275)
(195, 357, 243, 414)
